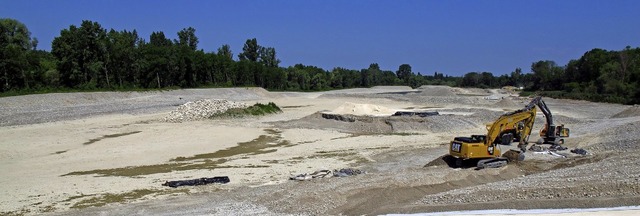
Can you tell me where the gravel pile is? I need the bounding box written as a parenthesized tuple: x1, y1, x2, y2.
(611, 105, 640, 118)
(163, 99, 248, 123)
(329, 102, 396, 116)
(273, 108, 501, 134)
(420, 151, 640, 206)
(0, 88, 268, 126)
(492, 98, 522, 108)
(416, 86, 458, 97)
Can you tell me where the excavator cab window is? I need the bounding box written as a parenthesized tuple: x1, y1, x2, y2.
(471, 135, 486, 142)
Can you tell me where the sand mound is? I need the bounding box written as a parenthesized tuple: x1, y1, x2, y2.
(611, 105, 640, 118)
(248, 87, 279, 98)
(329, 102, 396, 116)
(450, 87, 491, 96)
(416, 86, 457, 97)
(164, 99, 248, 122)
(493, 98, 521, 108)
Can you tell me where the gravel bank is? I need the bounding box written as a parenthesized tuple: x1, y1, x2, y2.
(3, 86, 639, 216)
(0, 88, 267, 126)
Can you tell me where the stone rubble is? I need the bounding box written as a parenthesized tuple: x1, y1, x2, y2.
(163, 99, 248, 123)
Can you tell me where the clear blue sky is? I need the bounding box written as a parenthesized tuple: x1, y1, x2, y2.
(2, 0, 639, 76)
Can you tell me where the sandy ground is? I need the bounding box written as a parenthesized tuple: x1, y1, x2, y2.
(1, 86, 639, 215)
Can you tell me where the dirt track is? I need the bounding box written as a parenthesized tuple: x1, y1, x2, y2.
(1, 86, 639, 215)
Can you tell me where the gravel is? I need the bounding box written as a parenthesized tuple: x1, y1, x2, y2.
(6, 86, 640, 215)
(0, 88, 267, 126)
(163, 99, 248, 123)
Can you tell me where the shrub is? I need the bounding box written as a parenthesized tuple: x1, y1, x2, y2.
(211, 102, 282, 118)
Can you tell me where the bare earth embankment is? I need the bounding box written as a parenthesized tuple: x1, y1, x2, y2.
(1, 86, 639, 215)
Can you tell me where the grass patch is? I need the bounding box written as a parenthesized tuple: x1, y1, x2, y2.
(216, 164, 270, 168)
(83, 131, 142, 145)
(364, 146, 391, 150)
(211, 102, 282, 118)
(309, 151, 369, 163)
(382, 132, 420, 136)
(456, 93, 489, 96)
(263, 160, 280, 164)
(330, 134, 361, 140)
(263, 128, 281, 135)
(404, 106, 442, 109)
(69, 189, 189, 209)
(1, 209, 30, 216)
(171, 134, 290, 162)
(62, 158, 231, 177)
(53, 150, 68, 154)
(332, 132, 420, 140)
(40, 205, 56, 213)
(281, 105, 312, 109)
(61, 158, 271, 177)
(64, 129, 290, 177)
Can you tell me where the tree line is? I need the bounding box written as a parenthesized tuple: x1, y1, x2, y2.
(1, 18, 639, 104)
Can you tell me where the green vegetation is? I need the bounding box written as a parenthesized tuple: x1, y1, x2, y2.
(1, 18, 638, 104)
(281, 105, 312, 109)
(83, 131, 141, 145)
(212, 102, 282, 118)
(309, 150, 370, 164)
(63, 129, 289, 177)
(459, 49, 640, 104)
(68, 189, 189, 209)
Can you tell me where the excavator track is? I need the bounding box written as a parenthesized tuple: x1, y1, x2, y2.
(477, 157, 509, 169)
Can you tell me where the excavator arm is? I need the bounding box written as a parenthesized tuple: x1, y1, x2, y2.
(484, 98, 538, 153)
(534, 97, 570, 145)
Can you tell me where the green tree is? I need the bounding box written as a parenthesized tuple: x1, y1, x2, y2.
(238, 38, 259, 62)
(366, 63, 382, 86)
(150, 31, 172, 47)
(0, 18, 38, 91)
(480, 72, 495, 88)
(259, 46, 280, 67)
(106, 29, 140, 87)
(461, 72, 480, 87)
(380, 70, 399, 85)
(52, 20, 109, 88)
(531, 60, 562, 91)
(216, 44, 234, 85)
(138, 32, 172, 88)
(217, 44, 233, 60)
(579, 49, 612, 83)
(396, 64, 412, 84)
(509, 67, 522, 87)
(176, 27, 198, 51)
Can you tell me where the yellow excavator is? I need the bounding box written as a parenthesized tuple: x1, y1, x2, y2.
(448, 96, 569, 169)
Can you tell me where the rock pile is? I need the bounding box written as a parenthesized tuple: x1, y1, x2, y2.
(164, 99, 248, 122)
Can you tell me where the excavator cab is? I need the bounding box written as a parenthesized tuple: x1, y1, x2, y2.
(558, 125, 570, 137)
(539, 124, 570, 145)
(450, 135, 501, 168)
